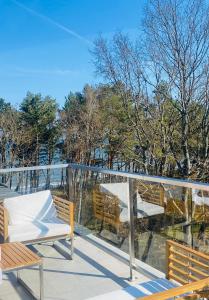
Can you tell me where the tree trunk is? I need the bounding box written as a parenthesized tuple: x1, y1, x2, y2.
(181, 111, 191, 177)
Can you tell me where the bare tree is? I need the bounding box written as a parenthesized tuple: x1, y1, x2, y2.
(92, 33, 157, 174)
(144, 0, 209, 176)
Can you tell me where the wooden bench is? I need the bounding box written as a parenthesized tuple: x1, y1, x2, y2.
(140, 240, 209, 299)
(0, 192, 74, 258)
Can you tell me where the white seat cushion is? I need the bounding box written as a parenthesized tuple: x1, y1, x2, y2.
(100, 183, 164, 222)
(8, 217, 71, 242)
(4, 190, 57, 225)
(86, 278, 178, 300)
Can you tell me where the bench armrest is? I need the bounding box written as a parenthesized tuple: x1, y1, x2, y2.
(0, 204, 8, 242)
(53, 195, 74, 237)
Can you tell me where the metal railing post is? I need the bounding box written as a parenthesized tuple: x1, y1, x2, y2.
(128, 177, 135, 281)
(68, 165, 74, 201)
(68, 165, 75, 258)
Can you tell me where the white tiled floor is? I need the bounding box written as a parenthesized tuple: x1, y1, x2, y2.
(0, 235, 156, 300)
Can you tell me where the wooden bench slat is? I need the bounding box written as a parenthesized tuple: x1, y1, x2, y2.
(0, 242, 41, 271)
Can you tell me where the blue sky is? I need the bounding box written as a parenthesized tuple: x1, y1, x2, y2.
(0, 0, 144, 107)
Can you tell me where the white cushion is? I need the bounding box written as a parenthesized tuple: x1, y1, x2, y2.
(192, 189, 209, 206)
(4, 190, 57, 225)
(8, 217, 71, 242)
(86, 278, 178, 300)
(99, 183, 164, 222)
(100, 183, 129, 208)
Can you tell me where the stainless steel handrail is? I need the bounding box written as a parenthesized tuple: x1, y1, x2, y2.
(69, 163, 209, 191)
(0, 164, 68, 173)
(0, 162, 208, 190)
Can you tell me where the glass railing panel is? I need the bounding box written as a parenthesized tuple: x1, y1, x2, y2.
(191, 188, 209, 254)
(70, 164, 209, 276)
(134, 180, 192, 272)
(0, 166, 68, 200)
(72, 168, 130, 250)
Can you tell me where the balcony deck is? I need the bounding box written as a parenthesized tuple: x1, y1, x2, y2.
(0, 233, 161, 300)
(2, 163, 208, 299)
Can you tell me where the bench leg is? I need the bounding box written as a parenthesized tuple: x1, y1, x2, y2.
(17, 263, 44, 300)
(39, 263, 44, 300)
(71, 235, 74, 260)
(53, 238, 74, 260)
